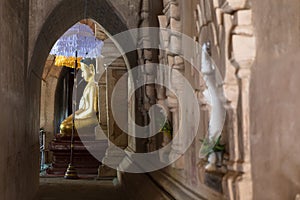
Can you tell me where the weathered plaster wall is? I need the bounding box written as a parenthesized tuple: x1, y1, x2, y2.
(40, 55, 62, 163)
(251, 1, 300, 199)
(29, 0, 62, 66)
(0, 0, 40, 200)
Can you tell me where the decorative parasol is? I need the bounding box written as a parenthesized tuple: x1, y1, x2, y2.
(50, 23, 103, 58)
(50, 22, 103, 179)
(54, 56, 82, 68)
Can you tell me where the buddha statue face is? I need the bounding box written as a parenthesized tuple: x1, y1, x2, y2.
(80, 62, 95, 82)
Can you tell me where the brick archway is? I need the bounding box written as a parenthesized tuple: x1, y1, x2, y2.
(28, 0, 134, 78)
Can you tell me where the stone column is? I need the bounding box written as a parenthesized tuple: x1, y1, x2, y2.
(95, 56, 108, 140)
(136, 0, 163, 153)
(40, 55, 62, 164)
(162, 0, 186, 169)
(96, 29, 129, 178)
(98, 68, 118, 178)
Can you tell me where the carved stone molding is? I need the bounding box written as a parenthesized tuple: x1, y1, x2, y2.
(192, 0, 256, 199)
(161, 0, 186, 169)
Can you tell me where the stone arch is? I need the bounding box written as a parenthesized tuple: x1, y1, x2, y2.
(28, 0, 136, 78)
(26, 0, 138, 176)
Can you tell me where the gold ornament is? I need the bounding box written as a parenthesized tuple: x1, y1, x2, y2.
(55, 56, 82, 68)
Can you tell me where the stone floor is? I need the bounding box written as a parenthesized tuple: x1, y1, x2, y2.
(38, 177, 128, 200)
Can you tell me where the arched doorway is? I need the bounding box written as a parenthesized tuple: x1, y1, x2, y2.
(26, 0, 138, 197)
(38, 19, 132, 178)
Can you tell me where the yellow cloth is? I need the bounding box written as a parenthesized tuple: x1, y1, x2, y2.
(55, 56, 82, 68)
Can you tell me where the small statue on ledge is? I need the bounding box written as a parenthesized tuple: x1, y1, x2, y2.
(59, 61, 99, 138)
(199, 42, 226, 173)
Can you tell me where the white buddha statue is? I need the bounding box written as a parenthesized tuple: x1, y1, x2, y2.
(59, 61, 99, 138)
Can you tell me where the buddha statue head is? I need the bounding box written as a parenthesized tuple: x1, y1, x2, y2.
(80, 62, 95, 82)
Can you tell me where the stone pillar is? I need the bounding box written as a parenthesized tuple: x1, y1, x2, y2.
(156, 15, 172, 161)
(98, 63, 128, 178)
(168, 98, 185, 168)
(95, 56, 108, 140)
(40, 55, 62, 163)
(135, 0, 163, 153)
(96, 27, 129, 178)
(98, 68, 118, 178)
(162, 0, 186, 169)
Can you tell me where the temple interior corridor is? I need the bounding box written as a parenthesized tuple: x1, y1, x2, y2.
(1, 0, 300, 200)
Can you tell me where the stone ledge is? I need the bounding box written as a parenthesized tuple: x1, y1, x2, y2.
(232, 25, 254, 36)
(150, 171, 225, 200)
(221, 0, 249, 13)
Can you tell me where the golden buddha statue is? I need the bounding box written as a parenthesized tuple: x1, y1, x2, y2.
(59, 61, 99, 138)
